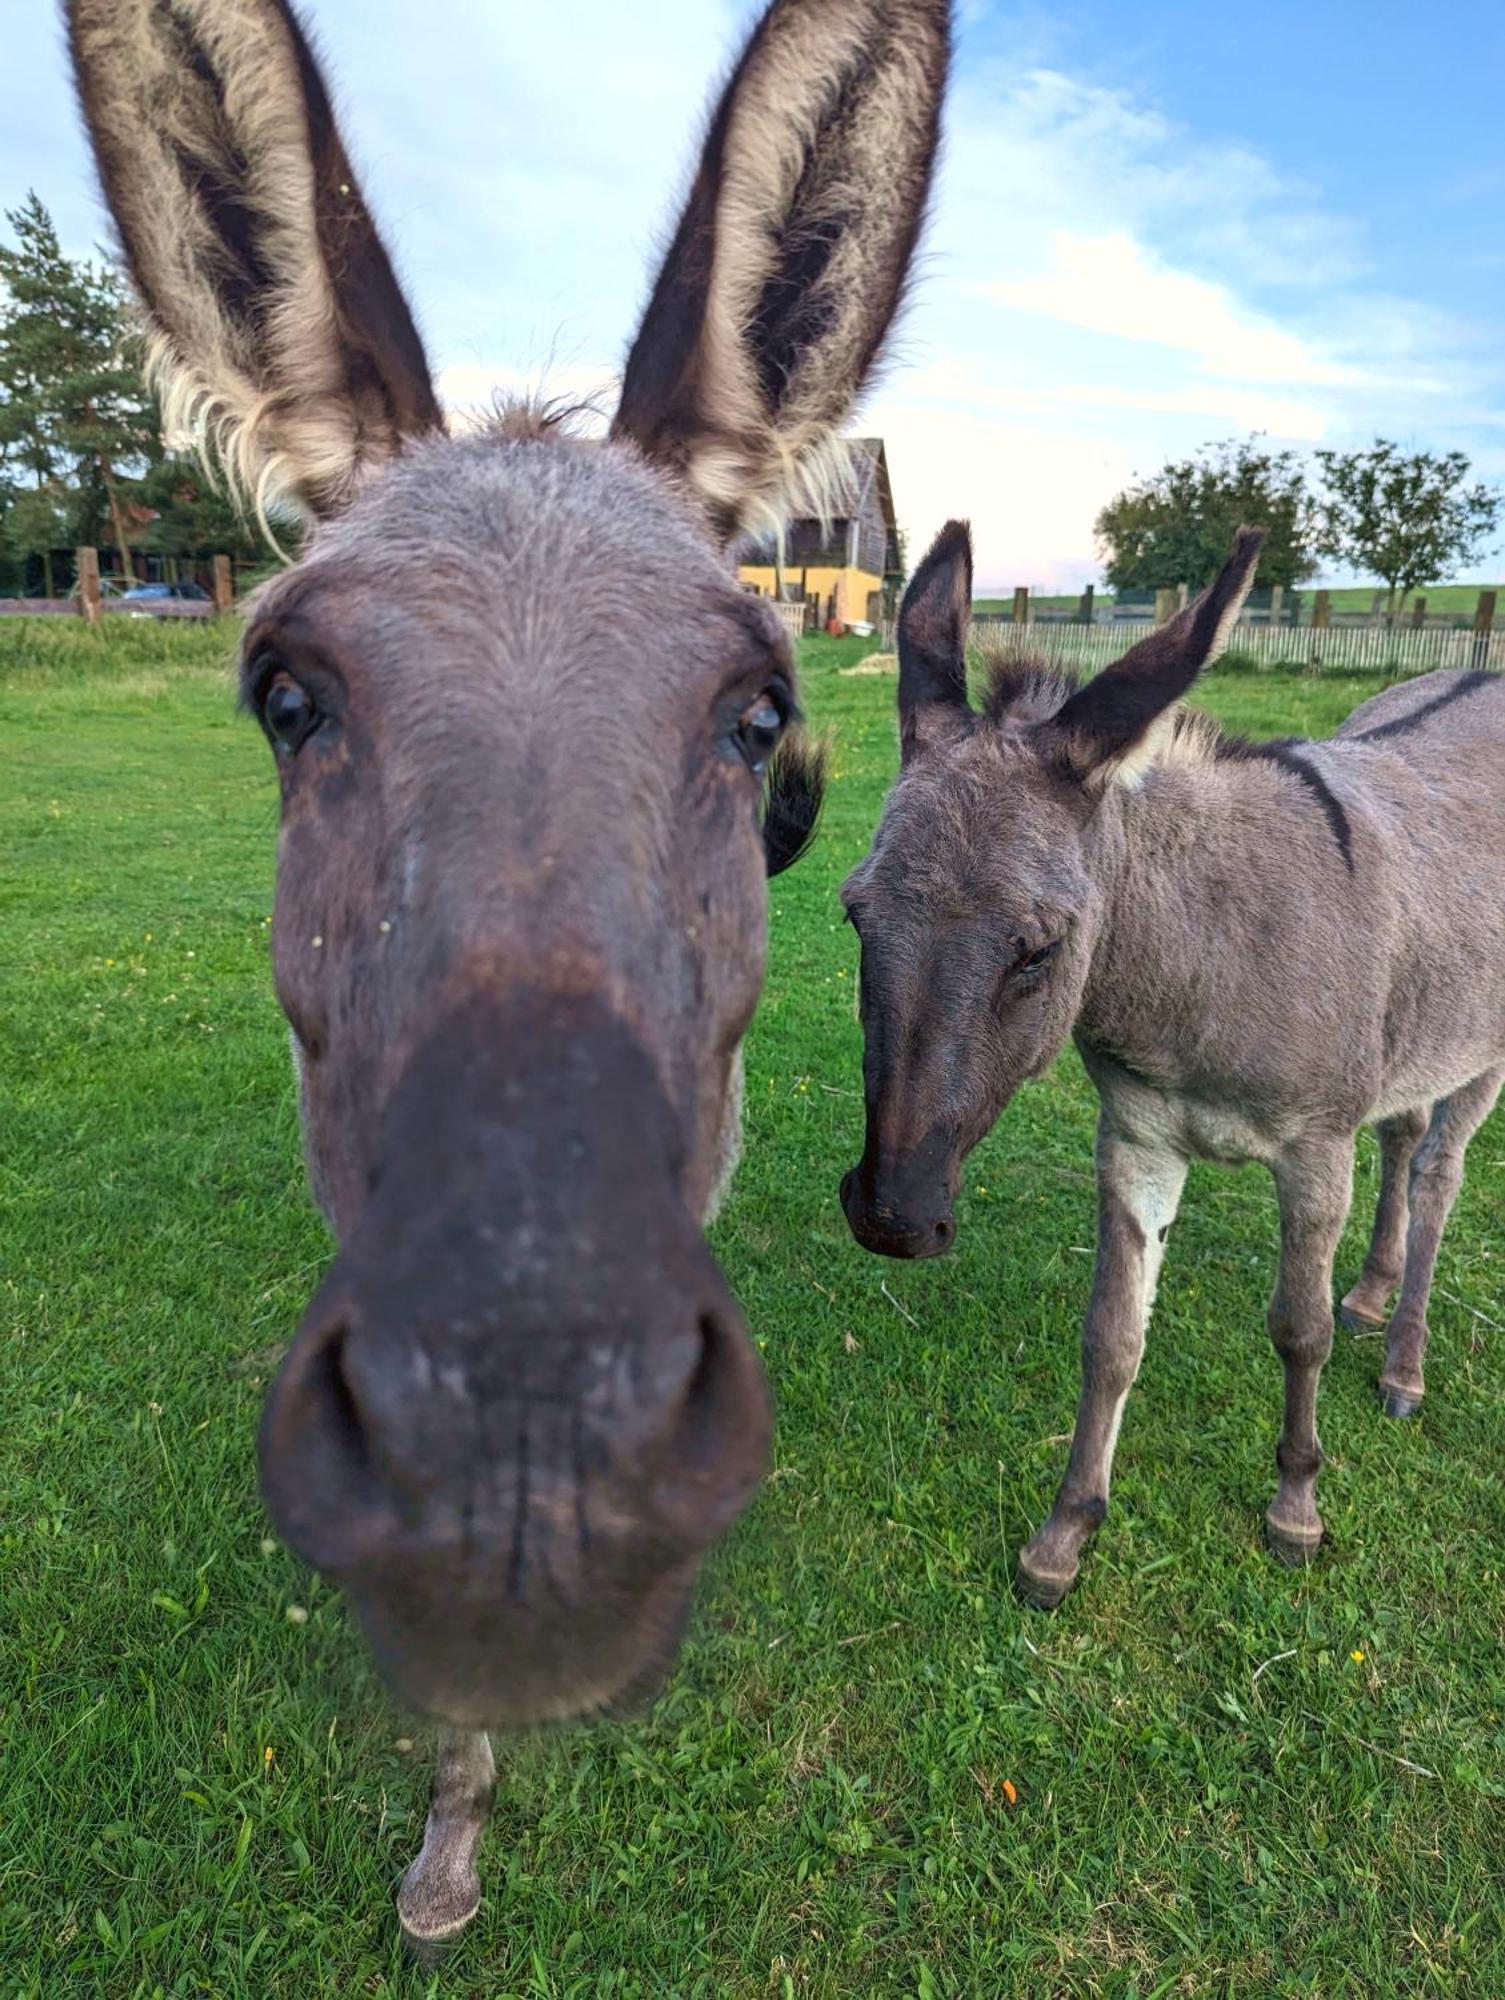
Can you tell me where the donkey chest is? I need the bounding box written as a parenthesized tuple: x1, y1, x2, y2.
(1081, 1049, 1288, 1167)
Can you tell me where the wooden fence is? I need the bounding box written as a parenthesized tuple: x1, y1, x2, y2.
(0, 549, 234, 621)
(769, 599, 812, 643)
(961, 620, 1505, 678)
(875, 612, 1505, 679)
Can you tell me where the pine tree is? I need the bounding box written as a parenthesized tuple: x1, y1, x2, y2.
(0, 191, 156, 590)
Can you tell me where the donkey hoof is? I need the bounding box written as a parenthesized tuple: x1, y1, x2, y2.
(401, 1926, 464, 1972)
(1338, 1303, 1386, 1333)
(1380, 1386, 1423, 1420)
(397, 1867, 480, 1966)
(1266, 1520, 1323, 1568)
(1015, 1559, 1076, 1612)
(399, 1908, 477, 1970)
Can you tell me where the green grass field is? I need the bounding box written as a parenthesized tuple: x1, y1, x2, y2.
(2, 621, 1502, 1997)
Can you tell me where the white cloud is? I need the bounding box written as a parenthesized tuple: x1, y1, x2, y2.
(986, 231, 1356, 387)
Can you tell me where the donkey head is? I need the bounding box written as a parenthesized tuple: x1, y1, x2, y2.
(70, 0, 950, 1727)
(841, 523, 1262, 1259)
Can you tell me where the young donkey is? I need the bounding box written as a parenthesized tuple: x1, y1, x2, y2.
(69, 0, 950, 1952)
(842, 521, 1505, 1609)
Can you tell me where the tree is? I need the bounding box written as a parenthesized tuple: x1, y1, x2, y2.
(1314, 440, 1501, 619)
(0, 191, 156, 589)
(1095, 437, 1317, 592)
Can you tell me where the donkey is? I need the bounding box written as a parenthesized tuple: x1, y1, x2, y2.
(68, 0, 950, 1953)
(841, 520, 1505, 1610)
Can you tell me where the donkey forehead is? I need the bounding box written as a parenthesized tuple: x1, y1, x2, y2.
(252, 431, 788, 693)
(853, 738, 1085, 909)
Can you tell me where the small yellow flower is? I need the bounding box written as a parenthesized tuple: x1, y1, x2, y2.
(263, 1745, 275, 1769)
(1350, 1649, 1365, 1664)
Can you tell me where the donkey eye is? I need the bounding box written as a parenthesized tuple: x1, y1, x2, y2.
(735, 690, 787, 774)
(1009, 937, 1062, 984)
(260, 669, 322, 755)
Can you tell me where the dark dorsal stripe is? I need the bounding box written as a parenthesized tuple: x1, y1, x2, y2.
(1261, 743, 1355, 874)
(1215, 734, 1355, 875)
(1349, 669, 1499, 743)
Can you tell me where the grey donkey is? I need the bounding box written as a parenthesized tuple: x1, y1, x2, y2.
(841, 520, 1504, 1608)
(67, 0, 952, 1957)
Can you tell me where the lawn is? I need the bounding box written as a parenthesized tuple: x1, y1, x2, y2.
(2, 620, 1502, 1998)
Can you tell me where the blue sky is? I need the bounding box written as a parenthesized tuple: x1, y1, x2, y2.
(6, 0, 1504, 589)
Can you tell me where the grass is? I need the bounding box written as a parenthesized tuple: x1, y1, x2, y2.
(2, 618, 1502, 1998)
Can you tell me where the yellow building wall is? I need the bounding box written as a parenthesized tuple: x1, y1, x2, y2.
(738, 564, 883, 628)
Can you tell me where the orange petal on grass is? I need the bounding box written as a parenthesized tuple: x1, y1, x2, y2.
(1001, 1779, 1018, 1807)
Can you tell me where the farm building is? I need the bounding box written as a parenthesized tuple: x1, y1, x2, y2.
(738, 437, 903, 630)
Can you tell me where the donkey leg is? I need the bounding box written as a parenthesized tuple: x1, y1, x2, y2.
(1265, 1141, 1353, 1565)
(1339, 1108, 1428, 1329)
(396, 1729, 495, 1963)
(1379, 1067, 1504, 1419)
(1017, 1129, 1187, 1610)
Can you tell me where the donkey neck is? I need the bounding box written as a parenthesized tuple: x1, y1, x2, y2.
(1074, 743, 1354, 1088)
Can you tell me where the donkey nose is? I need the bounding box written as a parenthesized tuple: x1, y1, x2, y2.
(840, 1166, 956, 1260)
(258, 1267, 769, 1582)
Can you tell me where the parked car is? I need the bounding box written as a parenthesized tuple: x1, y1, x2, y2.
(119, 581, 212, 618)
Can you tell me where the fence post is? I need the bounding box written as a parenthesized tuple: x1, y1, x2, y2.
(1410, 595, 1427, 631)
(1309, 589, 1330, 671)
(211, 554, 234, 615)
(1269, 583, 1283, 629)
(1175, 582, 1189, 612)
(1077, 583, 1094, 626)
(1154, 588, 1177, 627)
(1012, 586, 1029, 626)
(1472, 589, 1496, 669)
(76, 546, 102, 626)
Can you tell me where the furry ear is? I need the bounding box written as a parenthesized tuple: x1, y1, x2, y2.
(762, 728, 828, 876)
(897, 518, 973, 762)
(1046, 527, 1265, 787)
(68, 0, 442, 522)
(612, 0, 951, 544)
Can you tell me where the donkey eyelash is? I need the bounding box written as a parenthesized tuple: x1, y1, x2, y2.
(1005, 937, 1063, 985)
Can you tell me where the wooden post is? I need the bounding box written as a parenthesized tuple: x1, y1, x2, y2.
(1370, 590, 1385, 629)
(1410, 595, 1427, 631)
(1077, 583, 1095, 626)
(211, 554, 234, 615)
(76, 545, 102, 626)
(1471, 589, 1495, 668)
(1312, 589, 1331, 631)
(1012, 585, 1029, 626)
(1269, 583, 1284, 628)
(1154, 587, 1177, 627)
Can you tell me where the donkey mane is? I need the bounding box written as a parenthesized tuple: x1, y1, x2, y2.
(977, 648, 1355, 868)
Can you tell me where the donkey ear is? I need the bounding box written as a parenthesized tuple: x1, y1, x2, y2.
(67, 0, 442, 522)
(898, 518, 972, 760)
(1045, 527, 1265, 788)
(612, 0, 951, 544)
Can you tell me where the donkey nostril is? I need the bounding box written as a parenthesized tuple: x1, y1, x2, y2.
(932, 1217, 955, 1249)
(679, 1312, 721, 1426)
(308, 1322, 374, 1474)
